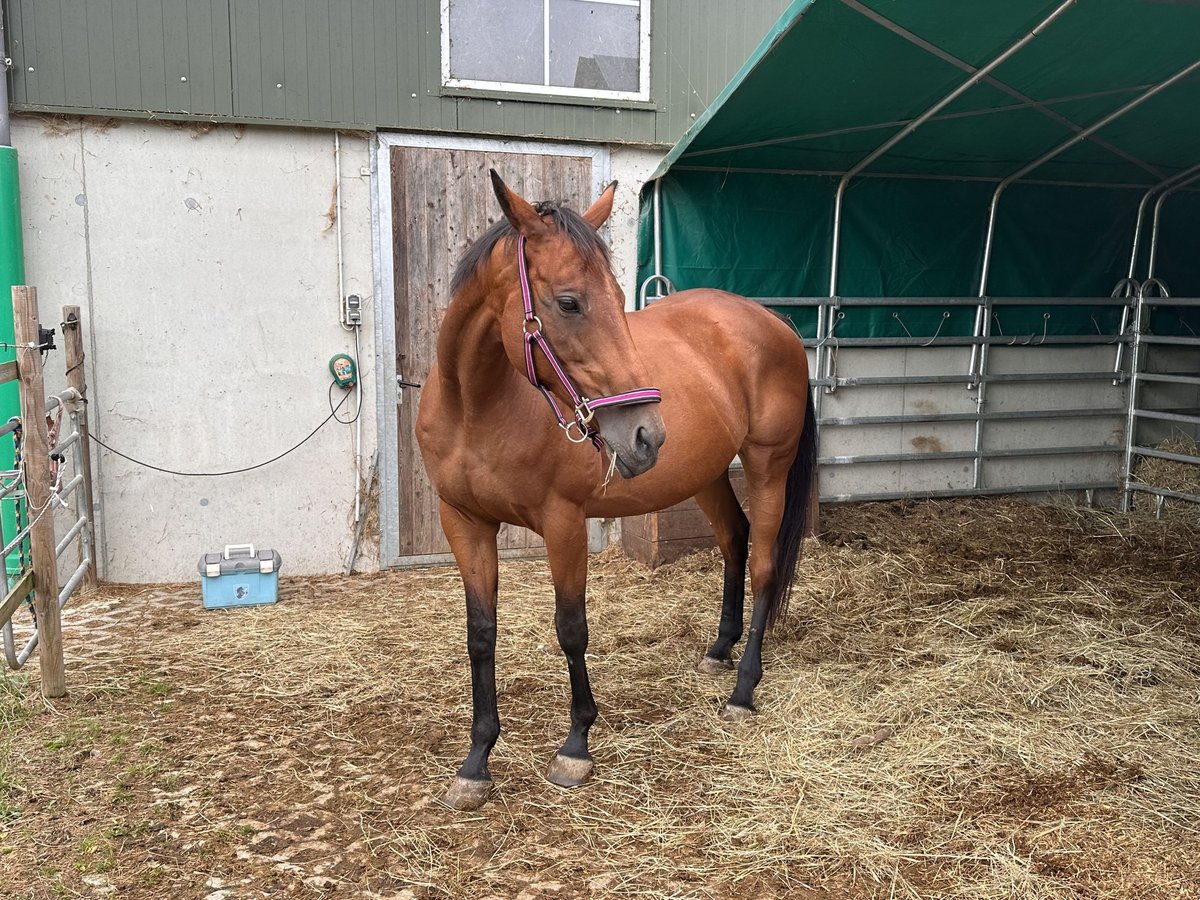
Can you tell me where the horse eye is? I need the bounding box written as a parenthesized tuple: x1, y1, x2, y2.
(556, 296, 580, 313)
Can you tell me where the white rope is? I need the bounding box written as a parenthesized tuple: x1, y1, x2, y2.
(600, 446, 619, 493)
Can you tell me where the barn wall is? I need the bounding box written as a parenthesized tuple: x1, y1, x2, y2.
(13, 115, 378, 582)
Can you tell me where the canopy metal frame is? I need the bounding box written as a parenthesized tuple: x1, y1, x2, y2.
(640, 1, 1200, 515)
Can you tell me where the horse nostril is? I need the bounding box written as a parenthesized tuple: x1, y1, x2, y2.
(635, 426, 651, 456)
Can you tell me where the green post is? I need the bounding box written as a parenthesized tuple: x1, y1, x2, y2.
(0, 144, 25, 584)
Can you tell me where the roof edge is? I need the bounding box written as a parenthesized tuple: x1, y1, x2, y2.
(648, 0, 818, 181)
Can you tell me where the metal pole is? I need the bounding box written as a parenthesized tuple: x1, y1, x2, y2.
(1127, 164, 1200, 279)
(977, 57, 1200, 297)
(1146, 170, 1200, 283)
(0, 6, 10, 147)
(972, 298, 993, 489)
(828, 0, 1077, 298)
(969, 58, 1200, 489)
(974, 55, 1200, 405)
(1110, 161, 1200, 383)
(653, 177, 663, 287)
(1121, 287, 1148, 513)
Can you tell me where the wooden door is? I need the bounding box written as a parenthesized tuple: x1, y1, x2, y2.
(391, 146, 594, 561)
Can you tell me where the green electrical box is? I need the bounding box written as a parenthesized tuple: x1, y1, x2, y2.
(329, 353, 357, 388)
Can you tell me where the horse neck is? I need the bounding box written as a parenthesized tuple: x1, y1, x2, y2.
(436, 282, 519, 412)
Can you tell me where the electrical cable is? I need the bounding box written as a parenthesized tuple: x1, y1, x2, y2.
(329, 378, 362, 425)
(91, 382, 355, 477)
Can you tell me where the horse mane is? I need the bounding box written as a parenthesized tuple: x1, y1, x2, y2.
(450, 201, 612, 297)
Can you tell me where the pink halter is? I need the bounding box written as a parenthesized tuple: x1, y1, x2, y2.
(517, 234, 662, 448)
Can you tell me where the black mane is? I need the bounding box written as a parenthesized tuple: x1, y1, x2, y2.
(450, 201, 611, 296)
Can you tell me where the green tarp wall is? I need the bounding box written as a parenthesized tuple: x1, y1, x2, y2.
(636, 0, 1200, 340)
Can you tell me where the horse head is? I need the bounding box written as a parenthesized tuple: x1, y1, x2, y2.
(488, 170, 666, 477)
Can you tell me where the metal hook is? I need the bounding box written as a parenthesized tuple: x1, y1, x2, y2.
(1092, 315, 1121, 345)
(1031, 312, 1051, 346)
(823, 310, 845, 393)
(921, 311, 951, 348)
(827, 309, 846, 340)
(992, 311, 1022, 345)
(891, 310, 912, 338)
(991, 311, 1005, 337)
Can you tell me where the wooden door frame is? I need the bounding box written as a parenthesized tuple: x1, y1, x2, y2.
(371, 132, 611, 568)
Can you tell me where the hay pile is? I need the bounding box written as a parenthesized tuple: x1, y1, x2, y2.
(1135, 434, 1200, 498)
(2, 498, 1199, 898)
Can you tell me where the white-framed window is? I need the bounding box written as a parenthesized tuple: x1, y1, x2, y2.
(441, 0, 651, 103)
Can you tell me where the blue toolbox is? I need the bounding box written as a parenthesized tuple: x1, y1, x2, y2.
(198, 544, 282, 609)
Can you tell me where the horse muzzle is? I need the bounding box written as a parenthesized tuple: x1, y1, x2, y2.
(597, 406, 666, 478)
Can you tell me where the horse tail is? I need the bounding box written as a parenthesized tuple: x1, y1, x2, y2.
(766, 386, 818, 630)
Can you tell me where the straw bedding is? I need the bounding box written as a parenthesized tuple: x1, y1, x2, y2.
(1133, 435, 1200, 505)
(1, 497, 1198, 899)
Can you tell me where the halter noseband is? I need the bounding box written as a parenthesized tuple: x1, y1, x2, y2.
(517, 234, 661, 448)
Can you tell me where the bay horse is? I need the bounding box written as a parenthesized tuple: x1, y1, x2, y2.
(416, 171, 816, 811)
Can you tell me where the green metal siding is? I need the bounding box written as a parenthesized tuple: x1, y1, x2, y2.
(653, 0, 793, 143)
(3, 0, 789, 145)
(7, 0, 234, 117)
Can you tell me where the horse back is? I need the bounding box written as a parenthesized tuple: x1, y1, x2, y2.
(630, 289, 810, 398)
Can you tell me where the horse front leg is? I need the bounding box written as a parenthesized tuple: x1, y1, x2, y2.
(543, 513, 598, 788)
(439, 501, 502, 811)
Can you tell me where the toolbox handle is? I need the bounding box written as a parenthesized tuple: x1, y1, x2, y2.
(223, 543, 257, 560)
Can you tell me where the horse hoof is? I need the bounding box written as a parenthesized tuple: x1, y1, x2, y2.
(719, 703, 755, 723)
(546, 753, 594, 788)
(696, 655, 735, 675)
(442, 776, 494, 811)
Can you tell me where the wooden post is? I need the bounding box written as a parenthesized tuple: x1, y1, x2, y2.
(62, 306, 98, 587)
(12, 286, 65, 698)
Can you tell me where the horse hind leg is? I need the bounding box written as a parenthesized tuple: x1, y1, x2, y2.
(721, 390, 818, 722)
(693, 473, 750, 675)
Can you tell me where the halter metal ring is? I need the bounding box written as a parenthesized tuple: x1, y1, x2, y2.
(524, 315, 543, 335)
(562, 420, 591, 443)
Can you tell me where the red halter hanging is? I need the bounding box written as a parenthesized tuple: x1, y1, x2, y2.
(517, 234, 662, 448)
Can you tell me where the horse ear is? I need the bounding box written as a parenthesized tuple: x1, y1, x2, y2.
(581, 181, 618, 230)
(490, 169, 546, 236)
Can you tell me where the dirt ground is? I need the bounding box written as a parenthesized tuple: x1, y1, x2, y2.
(1, 498, 1199, 899)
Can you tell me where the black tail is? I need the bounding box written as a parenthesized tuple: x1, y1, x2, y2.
(766, 387, 818, 629)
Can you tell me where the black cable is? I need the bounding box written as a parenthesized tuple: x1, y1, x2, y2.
(329, 379, 361, 425)
(90, 382, 354, 477)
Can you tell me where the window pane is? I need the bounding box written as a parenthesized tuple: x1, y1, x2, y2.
(549, 0, 640, 93)
(448, 0, 544, 85)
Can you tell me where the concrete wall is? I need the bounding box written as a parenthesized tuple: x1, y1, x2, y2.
(818, 344, 1128, 500)
(608, 146, 665, 310)
(14, 115, 377, 582)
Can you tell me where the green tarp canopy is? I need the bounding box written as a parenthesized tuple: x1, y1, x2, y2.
(637, 0, 1200, 339)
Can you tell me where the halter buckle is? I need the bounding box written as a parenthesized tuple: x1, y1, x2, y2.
(574, 399, 595, 426)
